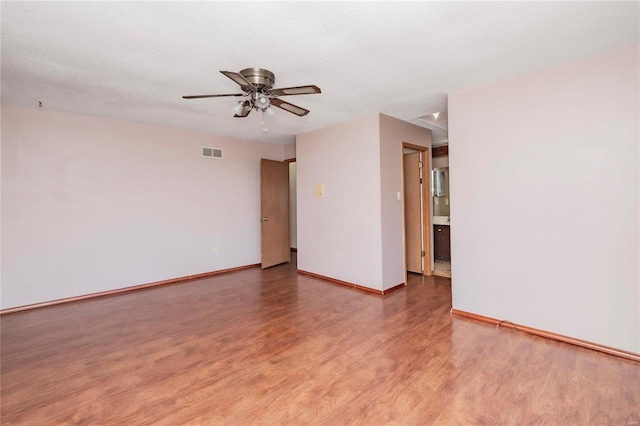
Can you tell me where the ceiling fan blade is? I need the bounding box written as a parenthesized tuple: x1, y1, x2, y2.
(183, 93, 244, 99)
(220, 71, 256, 92)
(270, 98, 310, 116)
(270, 85, 321, 97)
(234, 101, 252, 118)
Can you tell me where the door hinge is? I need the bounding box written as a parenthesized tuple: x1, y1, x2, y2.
(421, 251, 425, 257)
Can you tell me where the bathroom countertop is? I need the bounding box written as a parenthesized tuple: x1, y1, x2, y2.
(433, 216, 450, 226)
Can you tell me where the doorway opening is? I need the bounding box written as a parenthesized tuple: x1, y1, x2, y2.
(415, 110, 450, 279)
(402, 143, 432, 279)
(286, 158, 297, 268)
(431, 145, 451, 278)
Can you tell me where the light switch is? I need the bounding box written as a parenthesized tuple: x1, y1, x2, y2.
(397, 191, 402, 201)
(315, 184, 324, 197)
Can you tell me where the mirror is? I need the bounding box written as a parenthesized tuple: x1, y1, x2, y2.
(432, 167, 450, 216)
(434, 170, 446, 197)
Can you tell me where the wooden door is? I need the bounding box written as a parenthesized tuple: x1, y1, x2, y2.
(261, 159, 290, 268)
(404, 152, 423, 273)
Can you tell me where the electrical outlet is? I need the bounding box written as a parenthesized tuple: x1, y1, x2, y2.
(213, 248, 218, 254)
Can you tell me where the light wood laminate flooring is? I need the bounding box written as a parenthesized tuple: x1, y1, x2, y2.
(433, 260, 451, 278)
(1, 258, 638, 424)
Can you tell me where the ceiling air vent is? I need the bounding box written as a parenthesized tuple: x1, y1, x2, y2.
(202, 147, 223, 159)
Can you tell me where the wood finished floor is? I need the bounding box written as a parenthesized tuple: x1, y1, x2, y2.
(1, 258, 639, 425)
(433, 260, 451, 278)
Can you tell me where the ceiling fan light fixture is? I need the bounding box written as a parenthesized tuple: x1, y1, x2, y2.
(233, 102, 244, 114)
(256, 95, 270, 110)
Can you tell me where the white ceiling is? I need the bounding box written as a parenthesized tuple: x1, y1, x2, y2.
(2, 2, 638, 145)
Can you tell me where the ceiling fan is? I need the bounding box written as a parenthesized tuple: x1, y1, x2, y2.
(183, 68, 321, 118)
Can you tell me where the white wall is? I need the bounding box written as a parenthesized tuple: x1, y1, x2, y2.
(297, 113, 431, 291)
(261, 142, 285, 161)
(1, 105, 262, 309)
(283, 142, 296, 160)
(297, 114, 384, 289)
(449, 44, 639, 353)
(432, 155, 448, 169)
(379, 114, 431, 289)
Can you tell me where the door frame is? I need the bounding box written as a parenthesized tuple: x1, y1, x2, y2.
(402, 142, 432, 276)
(285, 157, 296, 254)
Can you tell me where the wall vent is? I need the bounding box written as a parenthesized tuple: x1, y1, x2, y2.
(202, 147, 223, 159)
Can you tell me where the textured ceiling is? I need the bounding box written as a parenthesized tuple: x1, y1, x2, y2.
(2, 2, 638, 145)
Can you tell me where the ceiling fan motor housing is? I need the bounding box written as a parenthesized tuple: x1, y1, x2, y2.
(239, 68, 275, 91)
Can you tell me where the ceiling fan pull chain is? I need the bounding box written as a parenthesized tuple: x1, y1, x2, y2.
(261, 109, 268, 133)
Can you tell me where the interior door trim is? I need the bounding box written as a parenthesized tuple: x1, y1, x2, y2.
(402, 142, 432, 276)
